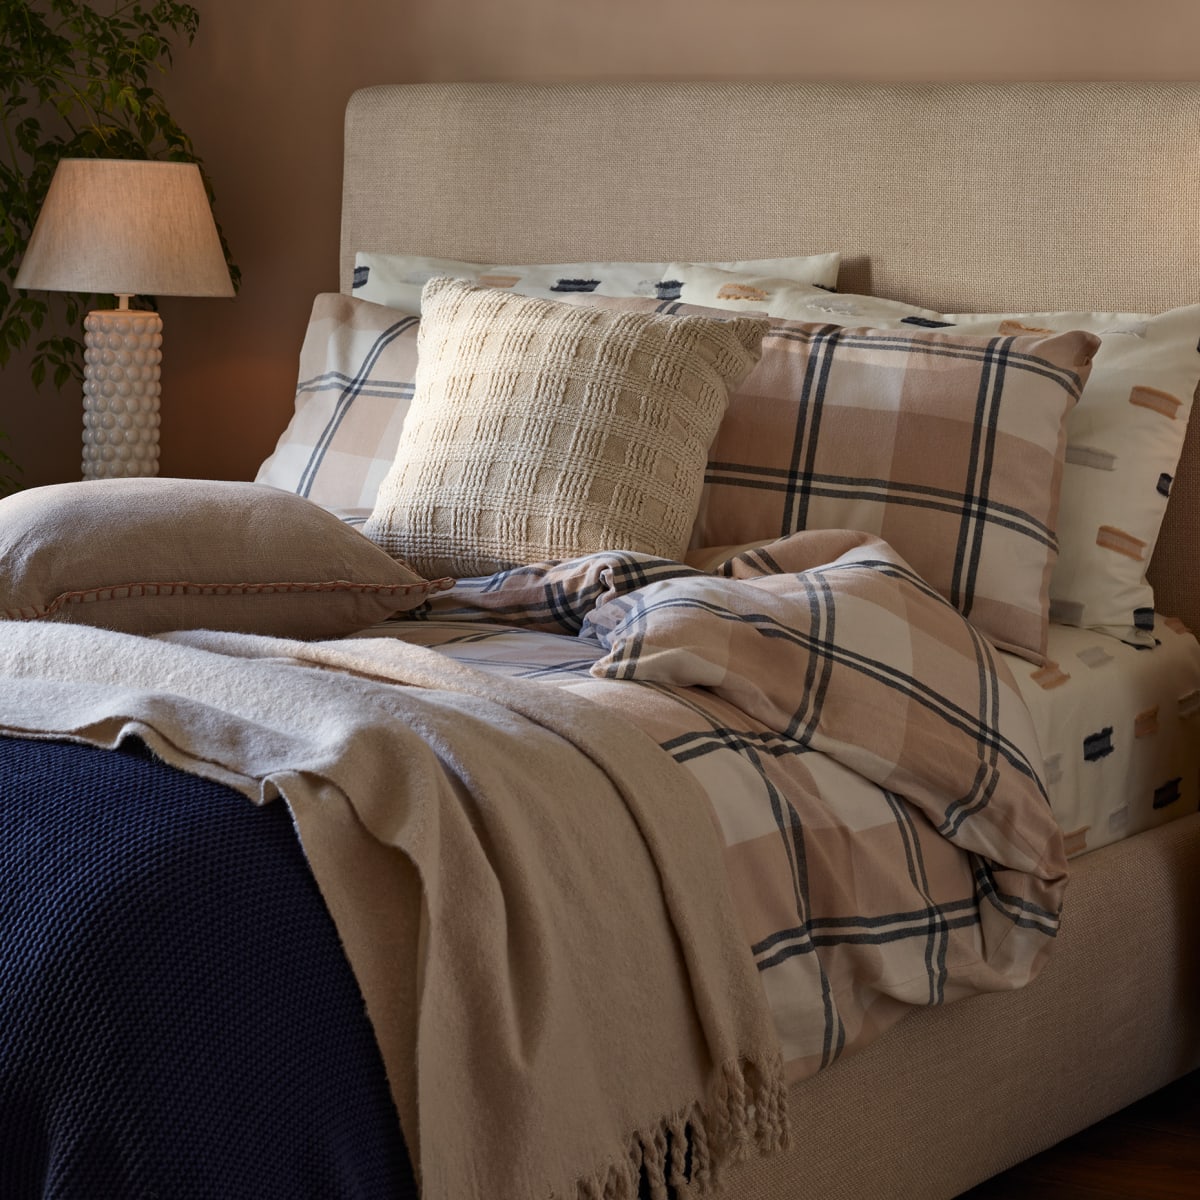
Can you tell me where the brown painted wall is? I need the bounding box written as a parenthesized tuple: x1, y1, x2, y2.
(3, 0, 1197, 489)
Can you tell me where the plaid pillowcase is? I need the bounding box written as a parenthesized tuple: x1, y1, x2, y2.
(255, 294, 418, 511)
(680, 313, 1099, 662)
(667, 264, 1200, 647)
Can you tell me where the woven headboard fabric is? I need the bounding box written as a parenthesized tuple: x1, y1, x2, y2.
(341, 81, 1199, 632)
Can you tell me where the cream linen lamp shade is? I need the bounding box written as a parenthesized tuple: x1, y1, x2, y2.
(15, 158, 234, 479)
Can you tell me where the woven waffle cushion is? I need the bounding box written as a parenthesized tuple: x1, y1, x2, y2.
(363, 277, 767, 578)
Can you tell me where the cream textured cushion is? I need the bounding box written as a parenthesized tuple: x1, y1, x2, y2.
(0, 478, 449, 637)
(363, 277, 768, 578)
(666, 264, 1200, 646)
(352, 250, 840, 314)
(256, 278, 815, 522)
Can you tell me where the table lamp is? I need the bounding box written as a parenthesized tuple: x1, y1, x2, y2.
(14, 158, 234, 479)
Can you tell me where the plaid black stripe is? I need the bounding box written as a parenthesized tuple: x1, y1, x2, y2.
(297, 316, 418, 498)
(429, 554, 701, 633)
(689, 312, 1098, 658)
(591, 579, 1042, 786)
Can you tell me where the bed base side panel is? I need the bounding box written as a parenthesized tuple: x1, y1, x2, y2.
(705, 812, 1200, 1200)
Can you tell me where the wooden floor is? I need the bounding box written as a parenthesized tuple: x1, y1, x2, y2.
(959, 1070, 1200, 1198)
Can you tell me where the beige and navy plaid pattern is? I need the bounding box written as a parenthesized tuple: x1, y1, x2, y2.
(255, 294, 420, 510)
(363, 278, 767, 579)
(262, 289, 1094, 663)
(684, 314, 1099, 663)
(667, 267, 1200, 648)
(256, 255, 839, 516)
(393, 534, 1068, 1082)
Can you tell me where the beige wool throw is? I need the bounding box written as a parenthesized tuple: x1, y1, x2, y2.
(0, 621, 786, 1199)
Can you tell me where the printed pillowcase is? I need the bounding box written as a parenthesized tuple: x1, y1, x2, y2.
(351, 250, 840, 315)
(666, 263, 1200, 646)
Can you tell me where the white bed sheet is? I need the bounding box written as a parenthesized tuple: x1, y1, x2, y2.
(1001, 619, 1200, 857)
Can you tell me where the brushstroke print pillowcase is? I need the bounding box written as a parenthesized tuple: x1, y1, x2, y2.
(352, 250, 840, 314)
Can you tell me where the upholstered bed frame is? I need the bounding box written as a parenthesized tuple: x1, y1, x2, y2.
(340, 83, 1200, 1197)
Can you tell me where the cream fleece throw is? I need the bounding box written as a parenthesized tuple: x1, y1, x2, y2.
(0, 621, 786, 1199)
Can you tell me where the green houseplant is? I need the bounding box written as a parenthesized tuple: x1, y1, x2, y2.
(0, 0, 236, 495)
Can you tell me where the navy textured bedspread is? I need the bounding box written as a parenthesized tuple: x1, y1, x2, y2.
(0, 735, 417, 1199)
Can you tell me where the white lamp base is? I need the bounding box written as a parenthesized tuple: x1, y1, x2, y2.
(81, 307, 163, 480)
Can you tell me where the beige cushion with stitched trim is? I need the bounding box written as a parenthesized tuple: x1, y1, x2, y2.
(363, 277, 768, 578)
(0, 478, 449, 637)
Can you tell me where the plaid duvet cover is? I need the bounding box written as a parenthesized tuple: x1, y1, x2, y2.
(385, 530, 1068, 1082)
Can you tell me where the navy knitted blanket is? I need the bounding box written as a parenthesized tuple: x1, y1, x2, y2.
(0, 735, 416, 1199)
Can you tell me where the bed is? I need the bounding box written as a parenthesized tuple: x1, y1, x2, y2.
(2, 81, 1199, 1200)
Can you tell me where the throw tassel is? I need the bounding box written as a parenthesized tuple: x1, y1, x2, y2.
(753, 1056, 790, 1152)
(666, 1113, 689, 1189)
(639, 1124, 670, 1200)
(713, 1059, 752, 1162)
(569, 1051, 789, 1200)
(689, 1110, 713, 1192)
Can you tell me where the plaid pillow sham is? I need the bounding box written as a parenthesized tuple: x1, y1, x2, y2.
(258, 259, 839, 516)
(676, 311, 1099, 662)
(666, 264, 1200, 647)
(255, 294, 419, 511)
(260, 291, 1096, 662)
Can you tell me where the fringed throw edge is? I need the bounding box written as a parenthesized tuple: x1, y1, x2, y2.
(568, 1051, 790, 1200)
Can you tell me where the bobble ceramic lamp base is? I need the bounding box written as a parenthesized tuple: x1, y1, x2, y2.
(81, 305, 163, 480)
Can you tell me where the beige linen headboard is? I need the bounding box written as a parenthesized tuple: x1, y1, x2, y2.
(341, 81, 1198, 631)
